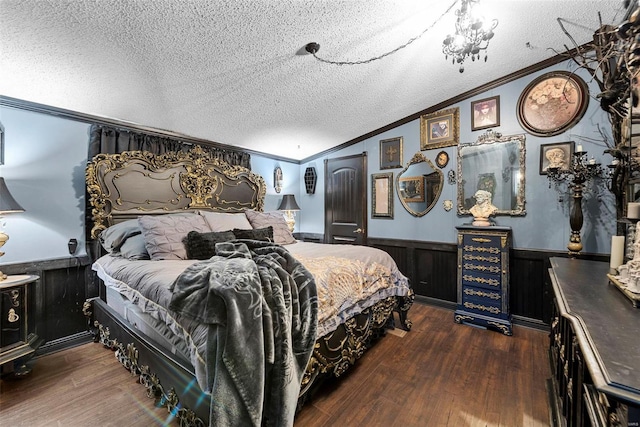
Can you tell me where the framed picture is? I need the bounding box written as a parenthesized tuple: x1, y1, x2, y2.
(371, 172, 393, 218)
(517, 71, 589, 137)
(420, 107, 459, 150)
(471, 96, 500, 131)
(379, 137, 403, 169)
(398, 176, 425, 203)
(539, 141, 574, 175)
(435, 150, 449, 168)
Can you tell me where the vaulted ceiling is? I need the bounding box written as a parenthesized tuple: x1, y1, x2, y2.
(0, 0, 628, 161)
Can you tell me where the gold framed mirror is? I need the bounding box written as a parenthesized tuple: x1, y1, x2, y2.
(395, 152, 443, 217)
(457, 131, 526, 216)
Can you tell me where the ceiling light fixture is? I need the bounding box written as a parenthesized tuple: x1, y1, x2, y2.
(305, 1, 458, 66)
(442, 0, 498, 73)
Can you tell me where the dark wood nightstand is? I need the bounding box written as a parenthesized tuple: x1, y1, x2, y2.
(0, 274, 41, 377)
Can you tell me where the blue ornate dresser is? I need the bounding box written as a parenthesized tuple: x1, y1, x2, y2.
(454, 225, 512, 335)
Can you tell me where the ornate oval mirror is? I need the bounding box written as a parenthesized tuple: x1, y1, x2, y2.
(457, 131, 526, 216)
(396, 152, 443, 217)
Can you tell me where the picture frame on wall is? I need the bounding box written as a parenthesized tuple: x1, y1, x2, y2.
(0, 121, 4, 166)
(379, 137, 403, 169)
(517, 71, 589, 137)
(471, 96, 500, 131)
(420, 107, 459, 150)
(371, 172, 393, 218)
(539, 141, 574, 175)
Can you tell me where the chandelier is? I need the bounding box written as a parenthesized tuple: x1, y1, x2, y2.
(442, 0, 498, 73)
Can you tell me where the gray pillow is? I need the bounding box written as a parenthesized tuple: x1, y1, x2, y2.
(117, 234, 150, 260)
(98, 219, 141, 253)
(138, 213, 211, 260)
(244, 210, 296, 245)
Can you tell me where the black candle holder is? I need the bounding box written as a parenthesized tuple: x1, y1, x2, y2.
(547, 150, 603, 255)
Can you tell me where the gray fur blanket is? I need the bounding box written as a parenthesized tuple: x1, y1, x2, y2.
(169, 240, 318, 427)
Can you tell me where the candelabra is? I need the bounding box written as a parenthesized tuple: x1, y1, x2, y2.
(547, 148, 603, 256)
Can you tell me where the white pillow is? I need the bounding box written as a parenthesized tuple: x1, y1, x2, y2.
(199, 211, 253, 232)
(138, 213, 210, 260)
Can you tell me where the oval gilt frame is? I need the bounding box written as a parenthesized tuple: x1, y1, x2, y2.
(516, 71, 589, 137)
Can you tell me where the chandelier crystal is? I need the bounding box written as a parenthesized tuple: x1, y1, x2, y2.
(442, 0, 498, 73)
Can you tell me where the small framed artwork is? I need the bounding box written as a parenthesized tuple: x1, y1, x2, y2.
(435, 150, 449, 168)
(398, 176, 425, 203)
(517, 71, 589, 137)
(420, 107, 459, 150)
(379, 137, 403, 169)
(371, 172, 394, 218)
(471, 96, 500, 131)
(539, 141, 574, 175)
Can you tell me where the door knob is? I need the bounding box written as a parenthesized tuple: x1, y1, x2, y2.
(353, 228, 364, 233)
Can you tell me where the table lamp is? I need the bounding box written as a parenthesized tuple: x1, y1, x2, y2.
(277, 194, 300, 232)
(0, 178, 25, 280)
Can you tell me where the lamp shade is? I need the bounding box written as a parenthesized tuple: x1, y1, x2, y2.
(277, 194, 300, 211)
(0, 178, 24, 214)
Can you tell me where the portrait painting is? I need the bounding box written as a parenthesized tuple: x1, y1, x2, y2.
(471, 96, 500, 131)
(379, 137, 403, 169)
(371, 172, 393, 218)
(420, 107, 459, 150)
(539, 141, 574, 175)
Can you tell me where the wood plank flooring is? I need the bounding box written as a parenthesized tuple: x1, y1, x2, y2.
(0, 303, 550, 426)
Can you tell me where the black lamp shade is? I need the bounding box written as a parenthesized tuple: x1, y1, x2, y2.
(0, 178, 24, 214)
(277, 194, 300, 211)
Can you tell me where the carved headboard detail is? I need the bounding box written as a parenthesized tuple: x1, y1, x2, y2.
(86, 146, 266, 239)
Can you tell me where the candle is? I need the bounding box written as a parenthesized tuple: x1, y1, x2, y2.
(629, 202, 640, 219)
(576, 144, 583, 152)
(611, 235, 625, 270)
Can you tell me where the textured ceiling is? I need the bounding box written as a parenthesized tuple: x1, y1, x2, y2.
(0, 0, 628, 161)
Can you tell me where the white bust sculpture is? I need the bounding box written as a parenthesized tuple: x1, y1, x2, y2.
(469, 190, 498, 227)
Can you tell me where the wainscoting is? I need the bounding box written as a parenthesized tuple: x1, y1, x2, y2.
(1, 256, 95, 355)
(368, 237, 608, 328)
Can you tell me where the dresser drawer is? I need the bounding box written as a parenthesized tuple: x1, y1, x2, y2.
(461, 286, 503, 316)
(462, 233, 504, 251)
(461, 269, 501, 290)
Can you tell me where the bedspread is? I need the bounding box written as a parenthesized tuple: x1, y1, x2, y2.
(168, 240, 317, 427)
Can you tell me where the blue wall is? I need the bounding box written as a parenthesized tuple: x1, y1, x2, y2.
(298, 61, 616, 253)
(0, 59, 617, 265)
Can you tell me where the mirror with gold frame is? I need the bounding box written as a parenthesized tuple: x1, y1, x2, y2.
(396, 152, 443, 217)
(457, 130, 526, 216)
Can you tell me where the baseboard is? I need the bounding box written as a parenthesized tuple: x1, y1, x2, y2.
(512, 314, 550, 331)
(35, 331, 93, 357)
(414, 295, 457, 310)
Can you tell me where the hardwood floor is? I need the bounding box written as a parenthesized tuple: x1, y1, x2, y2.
(0, 303, 550, 426)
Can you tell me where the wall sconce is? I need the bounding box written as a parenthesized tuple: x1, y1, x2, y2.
(0, 178, 25, 280)
(547, 146, 603, 255)
(277, 194, 300, 232)
(274, 167, 283, 193)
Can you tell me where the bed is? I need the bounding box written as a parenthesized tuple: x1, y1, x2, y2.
(83, 146, 413, 427)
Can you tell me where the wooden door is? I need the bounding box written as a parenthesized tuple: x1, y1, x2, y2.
(324, 153, 367, 244)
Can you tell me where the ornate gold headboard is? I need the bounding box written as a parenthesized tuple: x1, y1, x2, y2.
(86, 146, 266, 239)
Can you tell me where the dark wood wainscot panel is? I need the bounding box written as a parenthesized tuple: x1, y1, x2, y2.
(1, 256, 94, 354)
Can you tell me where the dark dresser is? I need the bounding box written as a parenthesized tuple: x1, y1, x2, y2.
(454, 225, 512, 335)
(548, 257, 640, 426)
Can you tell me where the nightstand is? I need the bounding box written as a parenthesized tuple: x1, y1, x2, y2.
(0, 274, 41, 377)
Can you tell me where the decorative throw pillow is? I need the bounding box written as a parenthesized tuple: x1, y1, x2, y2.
(233, 226, 274, 242)
(98, 219, 141, 253)
(198, 211, 253, 232)
(244, 210, 296, 245)
(183, 230, 236, 260)
(138, 213, 211, 260)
